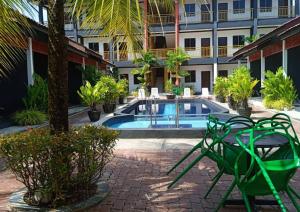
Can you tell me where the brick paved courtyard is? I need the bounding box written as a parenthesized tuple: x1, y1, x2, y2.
(0, 105, 299, 211)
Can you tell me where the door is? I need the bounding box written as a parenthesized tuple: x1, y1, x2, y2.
(218, 37, 228, 57)
(278, 0, 288, 17)
(218, 3, 228, 21)
(119, 42, 128, 61)
(201, 71, 211, 91)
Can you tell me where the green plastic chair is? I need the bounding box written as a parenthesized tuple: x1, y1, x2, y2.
(215, 123, 300, 212)
(167, 115, 254, 194)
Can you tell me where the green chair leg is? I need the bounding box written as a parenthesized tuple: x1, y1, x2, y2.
(168, 152, 206, 189)
(288, 186, 300, 199)
(287, 187, 300, 211)
(241, 191, 252, 212)
(214, 180, 236, 212)
(167, 141, 203, 175)
(204, 169, 224, 199)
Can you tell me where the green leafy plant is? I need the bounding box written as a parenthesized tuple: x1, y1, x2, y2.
(229, 66, 259, 108)
(165, 79, 173, 93)
(80, 66, 103, 86)
(13, 110, 47, 126)
(97, 76, 119, 104)
(165, 48, 190, 86)
(0, 126, 118, 207)
(77, 81, 103, 111)
(23, 74, 48, 112)
(244, 35, 258, 44)
(214, 77, 229, 102)
(262, 67, 298, 110)
(117, 79, 129, 97)
(131, 51, 157, 88)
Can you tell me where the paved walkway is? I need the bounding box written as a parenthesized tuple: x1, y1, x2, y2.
(0, 104, 299, 211)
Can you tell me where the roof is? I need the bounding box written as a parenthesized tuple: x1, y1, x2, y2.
(231, 16, 300, 61)
(27, 18, 115, 67)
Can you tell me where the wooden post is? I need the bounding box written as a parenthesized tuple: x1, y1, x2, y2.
(144, 0, 148, 50)
(175, 0, 180, 48)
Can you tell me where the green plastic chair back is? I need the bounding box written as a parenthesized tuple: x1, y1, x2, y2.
(234, 123, 300, 211)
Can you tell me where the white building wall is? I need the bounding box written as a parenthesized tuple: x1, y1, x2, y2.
(257, 27, 276, 37)
(118, 68, 140, 92)
(83, 36, 110, 54)
(258, 0, 279, 19)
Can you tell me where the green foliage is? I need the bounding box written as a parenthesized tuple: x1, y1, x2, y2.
(80, 66, 103, 86)
(172, 86, 184, 96)
(131, 52, 157, 88)
(229, 66, 259, 106)
(117, 79, 129, 97)
(262, 67, 298, 110)
(23, 74, 48, 112)
(213, 77, 229, 99)
(244, 35, 258, 44)
(77, 81, 103, 110)
(165, 79, 173, 93)
(13, 110, 47, 126)
(97, 75, 119, 103)
(165, 48, 190, 80)
(0, 126, 118, 207)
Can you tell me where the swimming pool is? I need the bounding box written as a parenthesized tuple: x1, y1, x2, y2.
(100, 98, 231, 138)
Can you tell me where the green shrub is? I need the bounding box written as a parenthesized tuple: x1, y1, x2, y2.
(96, 76, 119, 104)
(262, 67, 298, 110)
(77, 81, 104, 110)
(0, 126, 118, 207)
(229, 66, 259, 107)
(13, 110, 47, 126)
(213, 77, 229, 100)
(116, 79, 129, 97)
(80, 66, 103, 86)
(23, 74, 48, 112)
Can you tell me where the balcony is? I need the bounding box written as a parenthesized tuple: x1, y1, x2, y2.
(148, 14, 175, 25)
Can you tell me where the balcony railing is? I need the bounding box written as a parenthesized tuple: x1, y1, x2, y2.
(201, 11, 211, 23)
(148, 14, 175, 24)
(100, 45, 245, 61)
(278, 6, 289, 17)
(218, 10, 228, 22)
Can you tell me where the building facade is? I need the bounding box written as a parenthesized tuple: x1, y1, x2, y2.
(63, 0, 300, 93)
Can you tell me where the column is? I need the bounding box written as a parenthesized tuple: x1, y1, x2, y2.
(73, 18, 78, 42)
(175, 0, 180, 48)
(282, 40, 288, 77)
(246, 56, 250, 69)
(144, 0, 148, 50)
(260, 50, 265, 85)
(26, 38, 34, 85)
(212, 0, 218, 83)
(296, 0, 300, 16)
(252, 0, 258, 36)
(238, 60, 241, 66)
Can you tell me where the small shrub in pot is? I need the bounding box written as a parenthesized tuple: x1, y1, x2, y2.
(117, 79, 129, 104)
(213, 77, 229, 103)
(97, 76, 119, 113)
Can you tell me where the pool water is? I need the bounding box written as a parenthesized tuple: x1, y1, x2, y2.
(108, 117, 209, 129)
(131, 102, 211, 116)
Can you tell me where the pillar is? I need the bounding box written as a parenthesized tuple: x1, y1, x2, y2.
(26, 38, 34, 85)
(260, 50, 265, 85)
(144, 0, 148, 50)
(282, 40, 288, 77)
(238, 60, 241, 66)
(296, 0, 300, 16)
(246, 56, 250, 69)
(212, 0, 218, 83)
(252, 0, 258, 36)
(175, 0, 180, 48)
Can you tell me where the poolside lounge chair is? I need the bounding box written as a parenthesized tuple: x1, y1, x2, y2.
(201, 87, 212, 99)
(138, 88, 146, 100)
(184, 103, 191, 111)
(151, 87, 159, 99)
(183, 88, 191, 98)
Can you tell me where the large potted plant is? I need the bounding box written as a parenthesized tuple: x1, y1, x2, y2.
(213, 77, 229, 103)
(230, 66, 259, 117)
(165, 79, 175, 99)
(97, 76, 119, 113)
(117, 79, 129, 104)
(78, 81, 103, 122)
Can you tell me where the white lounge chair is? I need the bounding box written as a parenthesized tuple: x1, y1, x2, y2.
(201, 88, 212, 99)
(151, 87, 159, 99)
(183, 88, 191, 98)
(184, 103, 191, 111)
(138, 88, 146, 100)
(138, 104, 146, 111)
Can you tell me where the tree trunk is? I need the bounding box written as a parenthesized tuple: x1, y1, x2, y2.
(48, 0, 69, 133)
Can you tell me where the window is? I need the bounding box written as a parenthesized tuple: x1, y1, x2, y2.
(233, 35, 245, 48)
(88, 42, 99, 52)
(103, 43, 110, 60)
(201, 4, 211, 22)
(201, 38, 211, 57)
(260, 0, 272, 12)
(218, 70, 228, 77)
(185, 71, 196, 83)
(218, 3, 228, 21)
(218, 37, 227, 57)
(184, 38, 196, 51)
(233, 0, 245, 14)
(120, 74, 129, 81)
(134, 75, 141, 85)
(184, 4, 195, 17)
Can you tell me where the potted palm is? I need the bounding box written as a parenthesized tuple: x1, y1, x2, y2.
(78, 81, 103, 122)
(230, 66, 259, 117)
(117, 79, 129, 104)
(97, 76, 119, 113)
(213, 77, 229, 103)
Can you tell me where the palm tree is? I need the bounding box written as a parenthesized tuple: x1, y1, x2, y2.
(131, 51, 157, 89)
(48, 0, 69, 133)
(0, 0, 31, 76)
